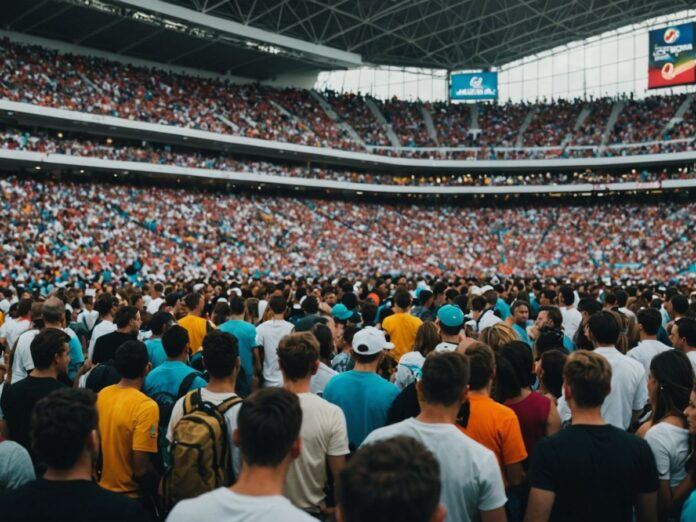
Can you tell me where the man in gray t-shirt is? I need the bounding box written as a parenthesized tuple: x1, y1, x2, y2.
(0, 440, 35, 491)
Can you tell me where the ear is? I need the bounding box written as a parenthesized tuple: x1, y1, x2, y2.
(311, 360, 319, 376)
(431, 504, 447, 522)
(233, 428, 241, 448)
(459, 384, 469, 404)
(290, 436, 302, 460)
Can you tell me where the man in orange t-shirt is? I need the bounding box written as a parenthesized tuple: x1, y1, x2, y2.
(381, 287, 422, 363)
(177, 292, 210, 353)
(460, 343, 527, 487)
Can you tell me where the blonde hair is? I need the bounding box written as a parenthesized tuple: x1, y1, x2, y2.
(479, 323, 517, 353)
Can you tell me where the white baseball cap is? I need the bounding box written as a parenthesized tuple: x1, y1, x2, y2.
(351, 328, 395, 356)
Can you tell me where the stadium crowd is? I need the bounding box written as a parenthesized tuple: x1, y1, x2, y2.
(2, 128, 695, 187)
(1, 38, 695, 159)
(1, 267, 696, 521)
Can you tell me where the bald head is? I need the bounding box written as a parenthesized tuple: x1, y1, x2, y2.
(42, 297, 66, 325)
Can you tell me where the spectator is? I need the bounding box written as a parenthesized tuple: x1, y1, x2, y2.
(144, 311, 174, 368)
(87, 294, 117, 359)
(526, 350, 658, 522)
(92, 305, 141, 365)
(1, 329, 70, 457)
(627, 307, 672, 377)
(0, 437, 34, 491)
(670, 318, 696, 374)
(559, 286, 582, 341)
(337, 436, 445, 522)
(381, 287, 423, 362)
(145, 282, 165, 315)
(308, 323, 338, 395)
(9, 302, 44, 383)
(558, 311, 647, 429)
(278, 332, 349, 517)
(217, 295, 258, 397)
(509, 300, 533, 347)
(411, 289, 436, 322)
(363, 351, 507, 521)
(536, 350, 567, 404)
(530, 306, 574, 352)
(0, 388, 149, 522)
(460, 342, 527, 487)
(177, 293, 210, 353)
(323, 328, 399, 450)
(434, 304, 465, 353)
(96, 341, 160, 503)
(395, 321, 440, 389)
(166, 388, 314, 521)
(294, 296, 328, 332)
(256, 295, 294, 388)
(330, 325, 357, 373)
(471, 293, 503, 333)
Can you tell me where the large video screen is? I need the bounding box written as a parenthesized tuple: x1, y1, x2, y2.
(648, 22, 696, 89)
(450, 72, 498, 101)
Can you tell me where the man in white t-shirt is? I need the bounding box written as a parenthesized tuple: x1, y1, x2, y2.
(4, 299, 32, 352)
(278, 332, 349, 516)
(146, 282, 165, 315)
(166, 387, 313, 522)
(87, 294, 117, 359)
(255, 295, 294, 388)
(76, 295, 99, 333)
(363, 351, 507, 522)
(471, 293, 502, 334)
(559, 286, 583, 341)
(627, 308, 672, 377)
(558, 311, 646, 429)
(670, 318, 696, 374)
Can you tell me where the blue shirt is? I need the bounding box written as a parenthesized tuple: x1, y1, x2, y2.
(682, 490, 696, 521)
(218, 319, 257, 397)
(323, 370, 399, 450)
(496, 298, 511, 320)
(512, 322, 533, 347)
(66, 332, 84, 381)
(143, 360, 207, 398)
(145, 338, 167, 368)
(563, 335, 576, 352)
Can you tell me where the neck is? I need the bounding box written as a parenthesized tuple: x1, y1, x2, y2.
(394, 306, 408, 314)
(640, 334, 658, 342)
(44, 321, 62, 330)
(117, 377, 143, 390)
(284, 377, 311, 394)
(441, 334, 459, 344)
(230, 314, 245, 321)
(468, 383, 492, 397)
(102, 314, 113, 322)
(272, 314, 285, 321)
(167, 354, 188, 363)
(30, 366, 59, 379)
(570, 406, 606, 425)
(43, 456, 93, 481)
(416, 403, 460, 424)
(117, 327, 134, 335)
(353, 361, 379, 373)
(231, 464, 287, 497)
(206, 375, 237, 393)
(686, 345, 696, 353)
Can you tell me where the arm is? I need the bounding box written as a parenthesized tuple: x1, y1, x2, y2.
(131, 450, 160, 496)
(524, 487, 555, 522)
(505, 461, 526, 487)
(481, 507, 507, 522)
(655, 480, 672, 522)
(323, 454, 347, 516)
(545, 402, 561, 437)
(635, 491, 658, 522)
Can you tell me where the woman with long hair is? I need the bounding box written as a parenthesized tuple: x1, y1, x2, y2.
(637, 349, 693, 520)
(536, 349, 567, 404)
(394, 321, 440, 389)
(681, 383, 696, 521)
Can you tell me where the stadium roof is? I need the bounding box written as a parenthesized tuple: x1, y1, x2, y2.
(2, 0, 691, 78)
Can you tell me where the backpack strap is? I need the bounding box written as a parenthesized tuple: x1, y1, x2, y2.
(177, 372, 201, 399)
(217, 395, 243, 415)
(182, 389, 202, 416)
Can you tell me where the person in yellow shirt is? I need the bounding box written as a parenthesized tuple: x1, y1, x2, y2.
(96, 340, 160, 501)
(382, 287, 423, 362)
(178, 293, 210, 353)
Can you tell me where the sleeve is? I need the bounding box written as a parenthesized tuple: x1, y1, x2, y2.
(255, 328, 264, 347)
(132, 400, 159, 453)
(501, 413, 528, 465)
(645, 428, 671, 480)
(394, 361, 414, 390)
(477, 449, 508, 511)
(327, 406, 350, 456)
(633, 366, 648, 410)
(528, 437, 559, 491)
(18, 342, 34, 373)
(0, 384, 12, 420)
(166, 397, 185, 442)
(3, 444, 36, 489)
(557, 393, 571, 423)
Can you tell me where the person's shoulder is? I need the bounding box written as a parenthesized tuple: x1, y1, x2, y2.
(363, 419, 410, 445)
(86, 482, 149, 516)
(620, 352, 646, 374)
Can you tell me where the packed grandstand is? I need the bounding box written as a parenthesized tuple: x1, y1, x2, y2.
(2, 3, 696, 521)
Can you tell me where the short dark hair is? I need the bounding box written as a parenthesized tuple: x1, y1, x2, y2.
(559, 286, 574, 306)
(95, 294, 116, 316)
(302, 295, 319, 314)
(471, 296, 486, 312)
(114, 305, 139, 329)
(511, 300, 530, 314)
(31, 388, 97, 469)
(676, 318, 696, 347)
(671, 294, 690, 315)
(465, 343, 495, 390)
(637, 307, 662, 336)
(564, 350, 612, 408)
(420, 352, 470, 406)
(577, 298, 602, 315)
(339, 436, 441, 522)
(341, 292, 358, 311)
(229, 295, 245, 315)
(268, 295, 287, 315)
(154, 282, 164, 293)
(17, 298, 32, 317)
(162, 325, 189, 358)
(615, 290, 629, 307)
(277, 333, 319, 381)
(360, 301, 378, 325)
(539, 349, 567, 399)
(202, 330, 239, 379)
(539, 305, 563, 329)
(417, 289, 433, 305)
(535, 328, 567, 358)
(149, 311, 173, 336)
(393, 287, 411, 309)
(237, 388, 302, 467)
(587, 311, 621, 345)
(184, 292, 202, 311)
(496, 341, 535, 402)
(114, 340, 149, 379)
(31, 328, 70, 369)
(311, 323, 333, 360)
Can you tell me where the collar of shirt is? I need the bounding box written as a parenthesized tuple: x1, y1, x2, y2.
(594, 346, 619, 356)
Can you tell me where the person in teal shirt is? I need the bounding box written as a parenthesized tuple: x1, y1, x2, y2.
(509, 300, 533, 347)
(65, 328, 85, 381)
(143, 325, 207, 398)
(495, 297, 511, 321)
(144, 311, 173, 368)
(217, 297, 257, 397)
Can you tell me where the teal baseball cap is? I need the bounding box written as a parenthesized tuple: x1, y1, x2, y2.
(437, 304, 464, 328)
(332, 303, 353, 321)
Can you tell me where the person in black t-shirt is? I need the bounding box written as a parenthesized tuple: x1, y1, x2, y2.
(525, 350, 658, 522)
(0, 388, 149, 522)
(0, 329, 70, 457)
(92, 305, 141, 364)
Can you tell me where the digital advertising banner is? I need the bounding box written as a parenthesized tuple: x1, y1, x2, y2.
(450, 72, 498, 100)
(648, 22, 696, 89)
